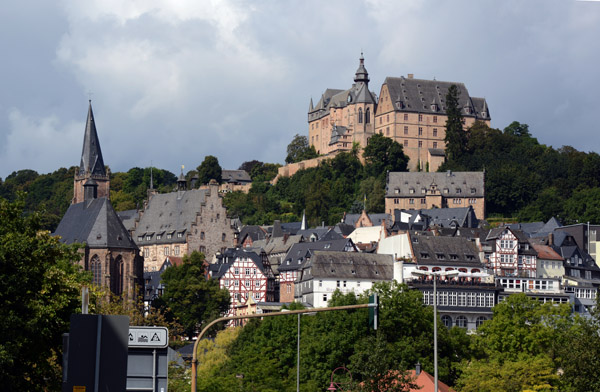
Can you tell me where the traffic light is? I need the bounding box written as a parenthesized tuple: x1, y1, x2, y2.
(368, 293, 379, 330)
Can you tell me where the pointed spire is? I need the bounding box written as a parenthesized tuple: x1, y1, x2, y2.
(150, 165, 154, 190)
(177, 165, 187, 191)
(309, 97, 314, 112)
(79, 101, 106, 177)
(301, 210, 307, 231)
(354, 52, 369, 84)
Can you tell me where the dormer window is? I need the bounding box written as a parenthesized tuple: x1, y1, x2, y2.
(409, 188, 415, 194)
(146, 235, 152, 241)
(443, 188, 449, 194)
(421, 188, 426, 194)
(395, 188, 400, 194)
(420, 252, 430, 259)
(471, 188, 476, 194)
(450, 254, 458, 260)
(436, 253, 445, 260)
(456, 188, 462, 194)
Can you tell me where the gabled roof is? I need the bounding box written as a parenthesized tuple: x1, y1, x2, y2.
(343, 212, 392, 228)
(55, 197, 137, 250)
(210, 248, 272, 279)
(117, 209, 139, 232)
(394, 206, 478, 229)
(383, 76, 489, 120)
(133, 189, 209, 244)
(300, 251, 393, 281)
(386, 171, 484, 198)
(410, 235, 483, 267)
(238, 225, 267, 244)
(221, 170, 251, 184)
(79, 102, 106, 176)
(531, 244, 563, 261)
(279, 238, 356, 272)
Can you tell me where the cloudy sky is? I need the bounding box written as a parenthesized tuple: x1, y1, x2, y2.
(1, 0, 599, 179)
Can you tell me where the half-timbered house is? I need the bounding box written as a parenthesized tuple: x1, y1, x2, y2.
(485, 227, 537, 278)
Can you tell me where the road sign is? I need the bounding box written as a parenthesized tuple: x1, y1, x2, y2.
(128, 326, 168, 348)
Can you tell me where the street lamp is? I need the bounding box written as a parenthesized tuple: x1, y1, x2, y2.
(327, 367, 352, 391)
(412, 269, 459, 392)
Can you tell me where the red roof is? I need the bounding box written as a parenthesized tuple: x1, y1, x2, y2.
(408, 370, 455, 392)
(531, 243, 563, 261)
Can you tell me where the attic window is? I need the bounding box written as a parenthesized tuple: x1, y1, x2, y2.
(351, 269, 356, 274)
(375, 271, 379, 275)
(443, 188, 449, 194)
(138, 236, 143, 242)
(97, 234, 102, 239)
(421, 188, 426, 194)
(471, 188, 476, 194)
(167, 233, 172, 239)
(157, 234, 162, 240)
(117, 235, 122, 241)
(395, 188, 400, 194)
(146, 235, 152, 241)
(420, 252, 429, 259)
(450, 254, 458, 260)
(436, 253, 445, 260)
(409, 188, 415, 194)
(456, 188, 462, 194)
(324, 243, 331, 249)
(466, 255, 475, 260)
(331, 269, 335, 273)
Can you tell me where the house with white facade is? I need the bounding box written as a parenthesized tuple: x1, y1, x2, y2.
(294, 251, 393, 308)
(485, 227, 537, 278)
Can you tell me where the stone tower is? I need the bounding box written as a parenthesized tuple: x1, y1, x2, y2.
(73, 101, 110, 204)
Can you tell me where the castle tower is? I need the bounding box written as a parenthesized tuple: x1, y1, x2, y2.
(73, 101, 110, 204)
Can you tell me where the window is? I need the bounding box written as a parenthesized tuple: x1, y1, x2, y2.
(91, 256, 102, 286)
(476, 316, 487, 328)
(164, 247, 170, 256)
(441, 315, 452, 328)
(253, 268, 257, 275)
(167, 233, 173, 239)
(234, 280, 239, 287)
(245, 280, 251, 287)
(174, 245, 180, 256)
(337, 280, 340, 287)
(456, 316, 468, 328)
(421, 198, 426, 204)
(409, 198, 415, 205)
(433, 128, 438, 137)
(343, 281, 347, 288)
(404, 113, 408, 121)
(394, 198, 399, 204)
(323, 294, 328, 302)
(433, 116, 437, 123)
(199, 246, 206, 253)
(433, 142, 437, 148)
(157, 234, 162, 240)
(287, 284, 291, 293)
(146, 235, 152, 241)
(143, 248, 150, 258)
(386, 127, 390, 136)
(358, 108, 363, 123)
(319, 280, 323, 287)
(365, 108, 370, 123)
(222, 233, 226, 241)
(418, 127, 423, 136)
(177, 232, 183, 238)
(245, 268, 251, 275)
(234, 268, 239, 275)
(418, 114, 423, 121)
(418, 141, 423, 148)
(200, 231, 205, 239)
(137, 236, 143, 242)
(404, 126, 408, 135)
(404, 140, 408, 147)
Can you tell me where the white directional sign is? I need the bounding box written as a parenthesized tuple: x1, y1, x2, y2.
(128, 326, 168, 348)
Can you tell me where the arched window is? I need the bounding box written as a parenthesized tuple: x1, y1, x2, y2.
(358, 108, 363, 123)
(471, 269, 480, 273)
(432, 267, 442, 273)
(458, 268, 468, 273)
(441, 315, 453, 328)
(456, 315, 468, 328)
(365, 108, 371, 124)
(419, 266, 429, 271)
(476, 316, 487, 328)
(111, 255, 124, 296)
(90, 255, 102, 286)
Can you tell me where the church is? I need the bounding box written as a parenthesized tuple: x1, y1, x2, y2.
(54, 102, 144, 298)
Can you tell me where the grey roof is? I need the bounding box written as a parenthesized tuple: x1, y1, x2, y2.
(296, 228, 341, 241)
(530, 217, 563, 238)
(279, 238, 357, 272)
(237, 225, 267, 245)
(329, 125, 349, 145)
(486, 227, 537, 256)
(384, 76, 490, 120)
(410, 235, 483, 267)
(299, 251, 393, 281)
(262, 234, 303, 255)
(117, 209, 139, 232)
(428, 148, 445, 157)
(507, 222, 546, 237)
(133, 189, 209, 245)
(221, 170, 251, 184)
(343, 213, 392, 228)
(334, 223, 356, 237)
(54, 197, 137, 250)
(386, 171, 484, 198)
(209, 248, 271, 279)
(79, 102, 106, 176)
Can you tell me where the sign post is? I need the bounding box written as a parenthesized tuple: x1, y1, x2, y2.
(126, 326, 169, 392)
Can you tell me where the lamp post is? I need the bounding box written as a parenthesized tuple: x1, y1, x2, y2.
(412, 269, 459, 392)
(327, 366, 352, 391)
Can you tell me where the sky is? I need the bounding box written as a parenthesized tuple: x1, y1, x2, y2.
(1, 0, 599, 179)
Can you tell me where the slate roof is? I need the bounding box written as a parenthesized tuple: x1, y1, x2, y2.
(133, 189, 209, 245)
(221, 170, 251, 184)
(54, 197, 137, 250)
(393, 207, 478, 229)
(383, 76, 490, 120)
(485, 227, 537, 256)
(279, 239, 356, 272)
(333, 223, 356, 237)
(296, 228, 341, 241)
(117, 209, 139, 232)
(410, 235, 483, 267)
(299, 251, 393, 281)
(386, 171, 484, 198)
(343, 213, 392, 227)
(79, 102, 106, 176)
(238, 225, 267, 245)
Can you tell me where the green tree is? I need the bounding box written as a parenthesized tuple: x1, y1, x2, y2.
(197, 155, 223, 185)
(443, 84, 467, 162)
(285, 134, 318, 164)
(0, 195, 88, 390)
(160, 251, 230, 338)
(362, 133, 409, 178)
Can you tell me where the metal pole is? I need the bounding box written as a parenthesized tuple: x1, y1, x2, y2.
(297, 313, 300, 392)
(190, 303, 371, 392)
(152, 348, 157, 392)
(433, 276, 438, 392)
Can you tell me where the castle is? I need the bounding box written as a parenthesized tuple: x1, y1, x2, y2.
(307, 54, 491, 172)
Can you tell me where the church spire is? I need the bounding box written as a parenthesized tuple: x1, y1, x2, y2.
(79, 101, 106, 177)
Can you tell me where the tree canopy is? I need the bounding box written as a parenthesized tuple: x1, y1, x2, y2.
(160, 251, 230, 338)
(0, 195, 88, 390)
(197, 155, 223, 185)
(285, 134, 318, 164)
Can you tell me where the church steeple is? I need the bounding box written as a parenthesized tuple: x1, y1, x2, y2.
(79, 101, 106, 177)
(72, 101, 110, 204)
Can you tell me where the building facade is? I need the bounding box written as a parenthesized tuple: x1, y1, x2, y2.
(385, 171, 485, 219)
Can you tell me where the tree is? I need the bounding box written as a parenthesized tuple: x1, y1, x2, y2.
(444, 84, 467, 162)
(285, 134, 318, 164)
(362, 133, 408, 178)
(160, 251, 230, 338)
(0, 195, 88, 391)
(197, 155, 222, 185)
(503, 121, 531, 138)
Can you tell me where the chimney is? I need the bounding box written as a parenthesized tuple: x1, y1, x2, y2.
(548, 232, 554, 246)
(415, 362, 421, 375)
(407, 73, 414, 79)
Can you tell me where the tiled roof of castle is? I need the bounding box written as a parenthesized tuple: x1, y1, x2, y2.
(299, 251, 393, 281)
